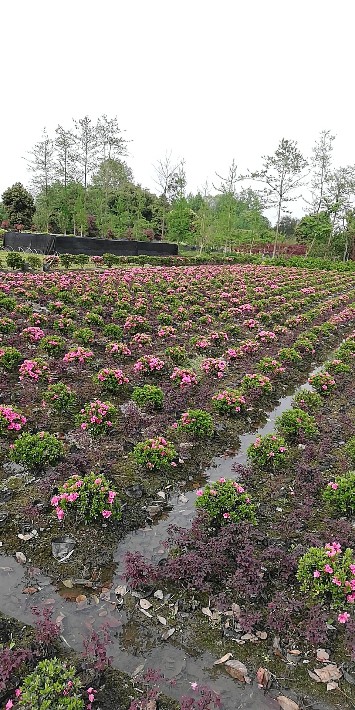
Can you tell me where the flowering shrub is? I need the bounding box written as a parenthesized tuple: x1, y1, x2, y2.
(16, 658, 85, 709)
(296, 542, 355, 609)
(131, 332, 152, 347)
(247, 433, 289, 471)
(0, 405, 26, 435)
(195, 479, 256, 527)
(132, 384, 164, 410)
(21, 326, 45, 342)
(51, 472, 122, 523)
(124, 315, 149, 333)
(240, 373, 273, 397)
(19, 358, 49, 382)
(157, 325, 176, 337)
(323, 472, 355, 517)
(345, 437, 355, 467)
(43, 382, 77, 412)
(200, 358, 227, 379)
(325, 358, 351, 375)
(63, 347, 94, 364)
(10, 431, 64, 471)
(106, 341, 132, 358)
(165, 345, 188, 364)
(176, 409, 214, 439)
(94, 367, 129, 394)
(133, 436, 177, 470)
(133, 355, 166, 375)
(170, 367, 198, 388)
(0, 317, 15, 333)
(212, 388, 246, 416)
(0, 346, 22, 371)
(72, 327, 95, 345)
(256, 330, 277, 343)
(308, 370, 336, 395)
(40, 335, 65, 356)
(257, 356, 285, 376)
(278, 347, 302, 364)
(275, 407, 319, 442)
(293, 390, 322, 413)
(76, 399, 117, 436)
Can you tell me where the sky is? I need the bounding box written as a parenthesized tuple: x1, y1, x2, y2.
(2, 0, 355, 217)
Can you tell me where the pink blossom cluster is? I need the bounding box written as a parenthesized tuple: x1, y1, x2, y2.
(133, 355, 165, 373)
(63, 347, 94, 363)
(97, 368, 129, 385)
(170, 367, 198, 388)
(257, 330, 277, 342)
(80, 400, 113, 430)
(157, 325, 176, 337)
(131, 332, 152, 346)
(201, 358, 227, 378)
(19, 359, 48, 382)
(0, 404, 26, 432)
(21, 326, 45, 341)
(124, 315, 147, 330)
(106, 342, 131, 357)
(243, 318, 258, 329)
(313, 543, 355, 614)
(212, 390, 246, 412)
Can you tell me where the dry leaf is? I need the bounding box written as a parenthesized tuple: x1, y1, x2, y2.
(15, 552, 26, 564)
(313, 664, 342, 683)
(273, 636, 283, 658)
(214, 653, 233, 665)
(154, 589, 164, 600)
(231, 603, 241, 619)
(241, 633, 258, 642)
(132, 663, 145, 678)
(256, 667, 271, 689)
(225, 659, 250, 683)
(288, 649, 301, 656)
(140, 598, 152, 610)
(308, 670, 321, 683)
(316, 648, 330, 662)
(62, 579, 73, 588)
(161, 627, 175, 640)
(202, 607, 212, 618)
(256, 631, 268, 640)
(76, 594, 87, 603)
(139, 608, 152, 618)
(157, 615, 167, 626)
(22, 586, 38, 595)
(326, 682, 338, 691)
(277, 696, 299, 710)
(146, 701, 157, 710)
(115, 584, 127, 596)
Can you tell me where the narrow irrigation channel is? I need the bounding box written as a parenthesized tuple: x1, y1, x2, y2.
(0, 359, 335, 710)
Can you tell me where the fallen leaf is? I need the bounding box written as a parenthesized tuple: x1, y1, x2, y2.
(161, 628, 175, 640)
(115, 584, 127, 596)
(256, 631, 268, 640)
(225, 659, 250, 683)
(76, 594, 87, 603)
(277, 696, 299, 710)
(308, 670, 321, 683)
(327, 682, 338, 691)
(15, 552, 26, 564)
(202, 607, 213, 618)
(288, 649, 301, 656)
(139, 608, 153, 618)
(313, 664, 342, 683)
(214, 652, 233, 665)
(132, 663, 145, 678)
(272, 636, 283, 658)
(22, 586, 38, 595)
(256, 667, 271, 689)
(316, 648, 330, 662)
(62, 579, 73, 588)
(157, 615, 167, 626)
(154, 589, 164, 600)
(140, 598, 152, 610)
(241, 633, 258, 642)
(146, 701, 157, 710)
(231, 603, 241, 619)
(55, 612, 65, 627)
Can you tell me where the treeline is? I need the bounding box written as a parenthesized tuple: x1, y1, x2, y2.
(1, 120, 355, 259)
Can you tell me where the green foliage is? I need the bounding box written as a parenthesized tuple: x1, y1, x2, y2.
(40, 335, 65, 356)
(44, 382, 77, 412)
(212, 388, 246, 416)
(26, 254, 42, 270)
(278, 347, 302, 364)
(10, 431, 64, 470)
(247, 433, 289, 471)
(344, 437, 355, 467)
(296, 544, 355, 608)
(176, 409, 214, 439)
(132, 384, 164, 410)
(18, 657, 84, 709)
(325, 358, 351, 375)
(6, 252, 25, 270)
(323, 472, 355, 517)
(0, 317, 15, 333)
(275, 407, 319, 442)
(308, 370, 336, 395)
(133, 436, 177, 470)
(60, 253, 74, 269)
(94, 368, 129, 394)
(0, 295, 16, 311)
(293, 390, 322, 413)
(103, 323, 123, 339)
(0, 346, 22, 371)
(2, 182, 35, 228)
(73, 253, 90, 268)
(195, 479, 256, 527)
(75, 399, 117, 436)
(73, 327, 95, 345)
(295, 211, 332, 250)
(240, 373, 273, 396)
(53, 472, 122, 523)
(164, 345, 188, 364)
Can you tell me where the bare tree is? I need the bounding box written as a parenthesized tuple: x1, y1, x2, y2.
(73, 116, 98, 191)
(153, 152, 185, 238)
(25, 128, 55, 231)
(54, 125, 77, 188)
(310, 129, 335, 213)
(323, 165, 355, 238)
(213, 159, 241, 195)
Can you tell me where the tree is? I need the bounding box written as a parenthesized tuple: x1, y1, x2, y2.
(295, 212, 332, 255)
(309, 130, 335, 213)
(91, 158, 133, 191)
(26, 128, 55, 196)
(54, 125, 77, 187)
(323, 166, 355, 235)
(73, 116, 98, 190)
(251, 138, 308, 256)
(96, 114, 128, 163)
(278, 215, 299, 237)
(153, 153, 186, 238)
(214, 159, 240, 195)
(167, 198, 195, 244)
(2, 183, 35, 229)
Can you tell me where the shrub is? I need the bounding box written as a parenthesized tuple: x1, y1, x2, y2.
(0, 295, 16, 311)
(74, 253, 90, 268)
(325, 358, 351, 374)
(76, 399, 117, 436)
(51, 471, 122, 523)
(323, 472, 355, 517)
(275, 407, 319, 442)
(176, 409, 214, 439)
(170, 367, 198, 388)
(0, 316, 15, 333)
(134, 355, 166, 376)
(200, 358, 227, 378)
(165, 345, 188, 364)
(63, 347, 93, 364)
(85, 311, 104, 327)
(345, 437, 355, 467)
(212, 388, 246, 416)
(94, 367, 130, 394)
(0, 404, 26, 435)
(103, 323, 123, 340)
(22, 326, 45, 342)
(240, 373, 273, 397)
(195, 478, 256, 527)
(43, 382, 77, 412)
(19, 358, 49, 382)
(40, 335, 65, 356)
(0, 346, 22, 371)
(133, 436, 177, 470)
(26, 254, 42, 270)
(106, 341, 132, 358)
(17, 657, 84, 709)
(6, 252, 25, 270)
(257, 356, 285, 376)
(132, 384, 164, 410)
(308, 370, 336, 395)
(296, 542, 355, 608)
(73, 327, 95, 345)
(60, 254, 74, 269)
(293, 390, 322, 413)
(247, 433, 289, 471)
(10, 431, 64, 470)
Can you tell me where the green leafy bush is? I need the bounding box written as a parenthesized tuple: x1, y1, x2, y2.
(94, 368, 129, 394)
(278, 347, 302, 364)
(133, 436, 177, 470)
(293, 390, 322, 413)
(0, 317, 15, 333)
(103, 323, 123, 340)
(195, 478, 256, 527)
(212, 389, 246, 416)
(0, 295, 16, 311)
(344, 437, 355, 467)
(323, 472, 355, 517)
(247, 433, 289, 471)
(18, 657, 84, 709)
(74, 253, 90, 268)
(308, 370, 336, 395)
(73, 327, 95, 345)
(44, 382, 77, 412)
(176, 409, 214, 439)
(51, 472, 121, 523)
(26, 254, 42, 270)
(10, 431, 64, 470)
(325, 358, 351, 375)
(240, 373, 273, 397)
(40, 335, 66, 356)
(0, 346, 22, 370)
(6, 252, 25, 270)
(165, 345, 188, 364)
(60, 254, 74, 269)
(85, 311, 104, 327)
(132, 384, 164, 410)
(296, 543, 355, 608)
(275, 407, 319, 442)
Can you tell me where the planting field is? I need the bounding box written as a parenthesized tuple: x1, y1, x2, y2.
(0, 264, 354, 710)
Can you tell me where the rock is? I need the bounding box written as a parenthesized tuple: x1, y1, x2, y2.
(15, 552, 27, 563)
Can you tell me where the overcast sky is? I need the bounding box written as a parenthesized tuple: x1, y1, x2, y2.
(2, 0, 355, 216)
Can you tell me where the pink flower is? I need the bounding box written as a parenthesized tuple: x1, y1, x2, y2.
(328, 482, 339, 490)
(56, 507, 65, 521)
(88, 694, 95, 702)
(219, 477, 226, 483)
(15, 689, 22, 697)
(338, 611, 350, 624)
(190, 682, 198, 691)
(51, 495, 60, 506)
(313, 570, 320, 578)
(102, 510, 112, 518)
(108, 490, 117, 504)
(332, 576, 342, 587)
(223, 512, 231, 519)
(196, 489, 204, 497)
(6, 700, 13, 709)
(94, 478, 102, 485)
(324, 564, 333, 574)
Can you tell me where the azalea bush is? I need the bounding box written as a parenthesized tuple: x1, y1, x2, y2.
(293, 390, 322, 413)
(19, 358, 49, 383)
(296, 542, 355, 609)
(247, 433, 289, 471)
(106, 341, 132, 358)
(200, 357, 227, 379)
(257, 357, 285, 376)
(308, 370, 336, 395)
(94, 367, 130, 394)
(240, 373, 273, 397)
(63, 347, 94, 364)
(165, 345, 188, 364)
(195, 478, 256, 527)
(133, 436, 177, 470)
(51, 472, 122, 523)
(43, 382, 77, 413)
(275, 407, 319, 442)
(323, 472, 355, 517)
(176, 409, 214, 439)
(278, 347, 303, 364)
(10, 431, 64, 471)
(16, 657, 85, 709)
(325, 358, 351, 375)
(76, 399, 117, 436)
(133, 355, 166, 376)
(211, 388, 246, 416)
(170, 367, 198, 388)
(39, 335, 66, 356)
(0, 346, 22, 371)
(132, 384, 164, 410)
(0, 404, 26, 435)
